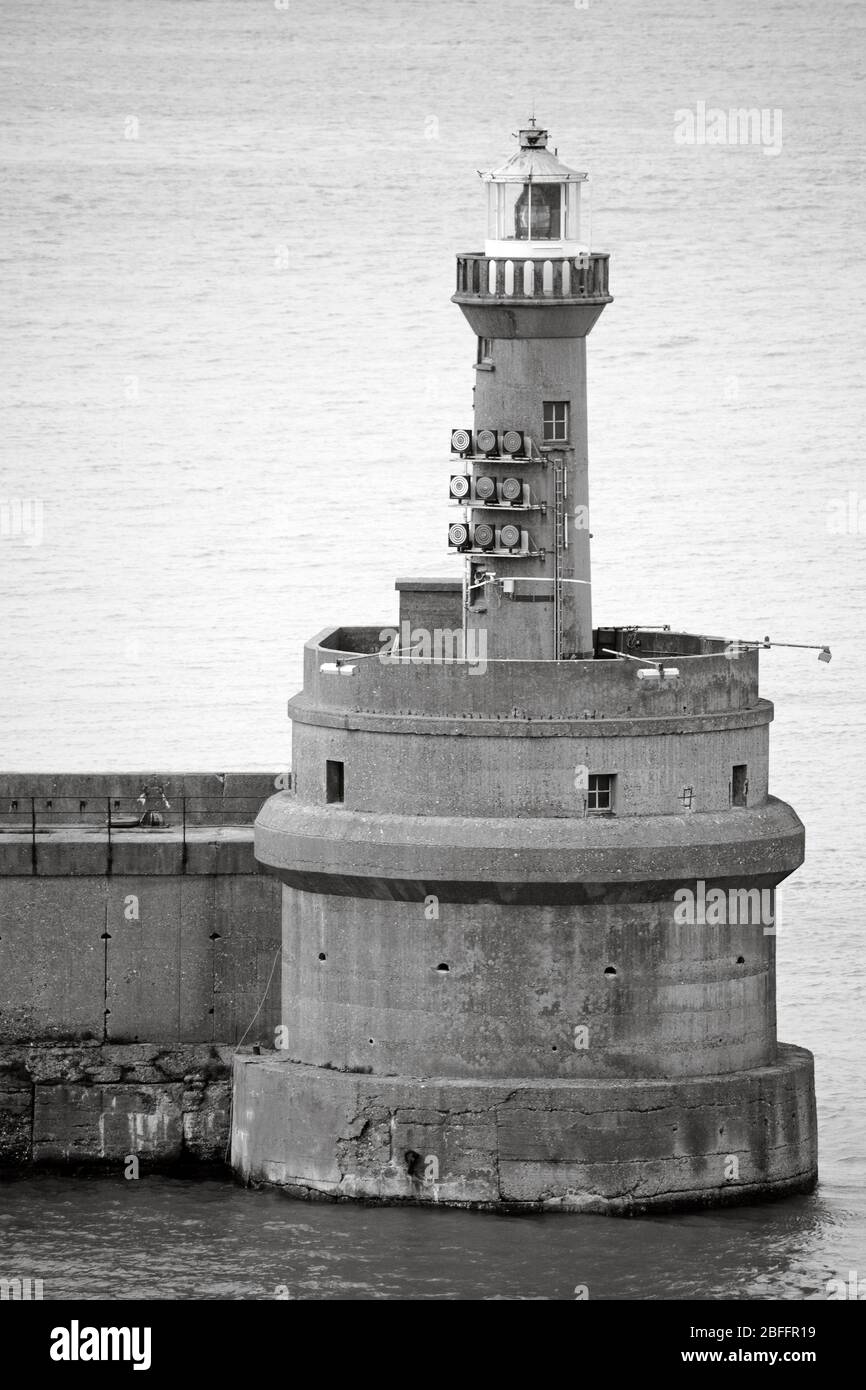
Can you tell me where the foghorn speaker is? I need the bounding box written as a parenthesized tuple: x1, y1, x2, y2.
(500, 476, 522, 502)
(473, 523, 495, 549)
(448, 523, 469, 549)
(501, 429, 525, 457)
(451, 428, 472, 456)
(475, 428, 497, 454)
(449, 474, 470, 499)
(500, 523, 521, 549)
(474, 475, 496, 501)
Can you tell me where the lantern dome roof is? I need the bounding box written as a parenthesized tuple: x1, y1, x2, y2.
(480, 121, 588, 183)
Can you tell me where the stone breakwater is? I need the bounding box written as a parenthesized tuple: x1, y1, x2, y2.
(0, 773, 281, 1168)
(0, 1042, 235, 1165)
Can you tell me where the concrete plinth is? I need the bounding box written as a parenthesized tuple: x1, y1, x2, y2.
(234, 624, 819, 1214)
(231, 1043, 817, 1213)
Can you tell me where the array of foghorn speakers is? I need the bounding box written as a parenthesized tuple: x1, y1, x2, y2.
(449, 473, 529, 506)
(451, 428, 526, 459)
(448, 520, 524, 551)
(449, 428, 530, 552)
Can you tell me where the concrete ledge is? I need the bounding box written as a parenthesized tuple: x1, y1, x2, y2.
(255, 794, 804, 892)
(452, 296, 610, 340)
(286, 701, 774, 740)
(231, 1043, 818, 1214)
(0, 771, 274, 812)
(0, 828, 258, 877)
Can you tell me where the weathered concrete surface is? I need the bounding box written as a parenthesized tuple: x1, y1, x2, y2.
(0, 1043, 233, 1164)
(396, 579, 463, 637)
(0, 859, 280, 1045)
(0, 878, 106, 1039)
(232, 1044, 817, 1213)
(0, 774, 280, 1166)
(297, 626, 761, 720)
(243, 618, 818, 1212)
(255, 796, 803, 893)
(0, 772, 275, 826)
(468, 336, 593, 658)
(275, 889, 779, 1080)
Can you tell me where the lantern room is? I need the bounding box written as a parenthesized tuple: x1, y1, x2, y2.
(481, 120, 589, 258)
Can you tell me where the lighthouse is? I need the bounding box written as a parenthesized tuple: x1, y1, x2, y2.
(232, 124, 818, 1212)
(452, 119, 604, 662)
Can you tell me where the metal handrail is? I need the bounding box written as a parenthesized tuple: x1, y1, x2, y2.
(0, 794, 267, 842)
(454, 250, 611, 300)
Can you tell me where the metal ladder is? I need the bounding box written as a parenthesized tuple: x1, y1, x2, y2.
(553, 458, 566, 661)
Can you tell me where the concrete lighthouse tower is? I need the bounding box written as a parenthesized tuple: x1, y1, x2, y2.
(232, 124, 818, 1212)
(452, 119, 603, 662)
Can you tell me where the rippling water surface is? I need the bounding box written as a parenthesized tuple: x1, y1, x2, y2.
(0, 0, 863, 1297)
(0, 1174, 863, 1301)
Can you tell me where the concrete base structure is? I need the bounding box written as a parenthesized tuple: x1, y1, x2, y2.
(232, 1045, 816, 1213)
(233, 623, 819, 1213)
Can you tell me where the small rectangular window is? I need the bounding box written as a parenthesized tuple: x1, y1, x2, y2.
(732, 765, 748, 807)
(543, 401, 569, 442)
(476, 337, 494, 363)
(326, 760, 344, 804)
(587, 773, 615, 813)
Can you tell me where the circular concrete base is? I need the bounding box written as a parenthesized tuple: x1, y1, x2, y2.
(231, 1043, 817, 1215)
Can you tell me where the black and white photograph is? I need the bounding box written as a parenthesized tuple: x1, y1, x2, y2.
(0, 0, 863, 1344)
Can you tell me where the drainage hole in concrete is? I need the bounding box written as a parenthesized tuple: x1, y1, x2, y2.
(368, 1038, 374, 1044)
(436, 963, 450, 973)
(736, 956, 745, 964)
(604, 966, 617, 976)
(551, 1045, 558, 1052)
(318, 952, 327, 961)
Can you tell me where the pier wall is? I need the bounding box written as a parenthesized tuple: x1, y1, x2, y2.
(0, 773, 281, 1166)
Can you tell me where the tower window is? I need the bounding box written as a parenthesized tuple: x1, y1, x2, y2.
(326, 760, 344, 804)
(476, 337, 494, 364)
(732, 765, 748, 807)
(543, 401, 569, 442)
(587, 774, 615, 813)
